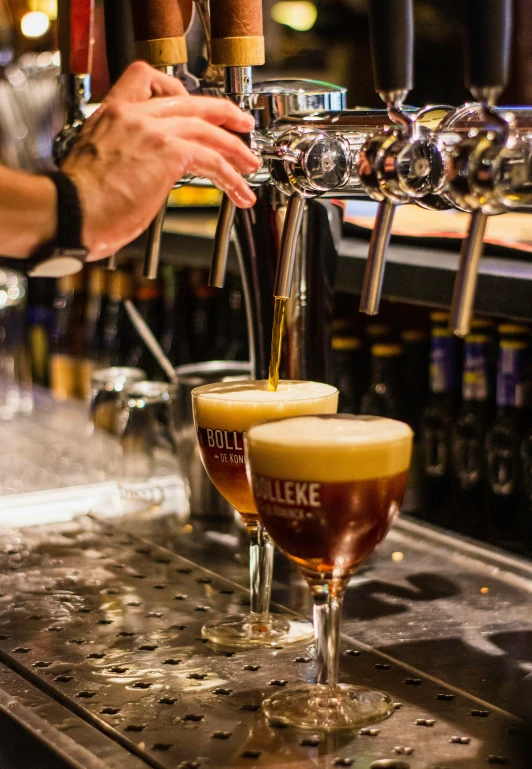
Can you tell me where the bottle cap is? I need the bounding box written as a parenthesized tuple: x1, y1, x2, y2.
(88, 267, 106, 296)
(401, 329, 428, 343)
(431, 327, 453, 338)
(58, 272, 83, 294)
(331, 318, 352, 332)
(366, 323, 392, 338)
(331, 336, 361, 351)
(429, 311, 450, 323)
(465, 334, 489, 344)
(500, 339, 528, 350)
(109, 270, 133, 300)
(470, 317, 494, 330)
(498, 323, 530, 335)
(371, 343, 402, 357)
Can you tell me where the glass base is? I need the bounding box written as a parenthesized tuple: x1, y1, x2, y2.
(201, 612, 313, 649)
(262, 683, 394, 730)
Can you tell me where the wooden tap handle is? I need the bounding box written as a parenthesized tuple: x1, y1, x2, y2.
(210, 0, 265, 67)
(130, 0, 187, 67)
(181, 0, 194, 32)
(57, 0, 95, 75)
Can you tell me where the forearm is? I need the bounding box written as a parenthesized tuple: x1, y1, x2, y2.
(0, 166, 57, 258)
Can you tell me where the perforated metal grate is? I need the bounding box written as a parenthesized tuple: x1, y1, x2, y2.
(0, 515, 524, 768)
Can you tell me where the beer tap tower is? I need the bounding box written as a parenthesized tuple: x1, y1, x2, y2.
(53, 0, 532, 385)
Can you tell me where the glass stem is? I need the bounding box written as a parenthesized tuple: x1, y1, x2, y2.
(248, 523, 274, 618)
(312, 584, 344, 687)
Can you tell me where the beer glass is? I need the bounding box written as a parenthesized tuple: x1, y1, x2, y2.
(247, 414, 413, 729)
(192, 380, 338, 648)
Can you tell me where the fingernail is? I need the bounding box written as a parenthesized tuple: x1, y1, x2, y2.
(236, 187, 256, 206)
(244, 162, 260, 174)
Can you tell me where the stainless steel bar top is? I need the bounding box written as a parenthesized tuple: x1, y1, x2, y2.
(0, 511, 529, 768)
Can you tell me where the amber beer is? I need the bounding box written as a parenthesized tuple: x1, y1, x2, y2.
(193, 380, 338, 523)
(247, 415, 413, 580)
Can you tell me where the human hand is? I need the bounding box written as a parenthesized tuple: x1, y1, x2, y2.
(62, 61, 259, 260)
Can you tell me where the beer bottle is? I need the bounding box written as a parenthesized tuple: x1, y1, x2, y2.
(450, 333, 492, 537)
(224, 275, 249, 362)
(401, 329, 429, 433)
(160, 264, 177, 364)
(485, 338, 528, 550)
(498, 324, 531, 407)
(360, 323, 393, 395)
(100, 269, 133, 367)
(419, 323, 458, 525)
(189, 268, 218, 362)
(331, 336, 362, 413)
(80, 267, 108, 398)
(26, 277, 55, 388)
(128, 274, 163, 378)
(168, 267, 192, 367)
(470, 317, 497, 401)
(365, 322, 393, 344)
(50, 272, 85, 399)
(360, 343, 403, 419)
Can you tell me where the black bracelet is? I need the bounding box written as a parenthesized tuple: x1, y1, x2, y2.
(26, 171, 89, 279)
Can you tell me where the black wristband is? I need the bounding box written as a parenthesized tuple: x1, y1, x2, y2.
(45, 171, 85, 249)
(27, 171, 89, 278)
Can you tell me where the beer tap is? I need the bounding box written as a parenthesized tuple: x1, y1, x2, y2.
(268, 129, 351, 302)
(130, 0, 198, 280)
(447, 0, 513, 337)
(357, 0, 414, 315)
(53, 0, 94, 165)
(207, 0, 265, 290)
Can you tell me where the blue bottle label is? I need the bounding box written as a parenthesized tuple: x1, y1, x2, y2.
(430, 331, 456, 395)
(496, 343, 525, 408)
(463, 338, 489, 402)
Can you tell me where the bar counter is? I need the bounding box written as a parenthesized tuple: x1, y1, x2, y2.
(0, 395, 530, 768)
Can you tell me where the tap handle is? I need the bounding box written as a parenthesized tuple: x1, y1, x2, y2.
(464, 0, 512, 102)
(210, 0, 265, 66)
(57, 0, 95, 76)
(367, 0, 413, 103)
(130, 0, 187, 66)
(274, 195, 306, 300)
(103, 0, 136, 83)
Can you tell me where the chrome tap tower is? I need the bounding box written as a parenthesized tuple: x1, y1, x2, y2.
(198, 0, 532, 382)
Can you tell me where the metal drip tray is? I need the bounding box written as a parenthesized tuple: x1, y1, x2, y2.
(0, 515, 525, 769)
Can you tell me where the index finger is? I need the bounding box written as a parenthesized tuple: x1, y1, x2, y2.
(139, 95, 255, 132)
(106, 61, 189, 102)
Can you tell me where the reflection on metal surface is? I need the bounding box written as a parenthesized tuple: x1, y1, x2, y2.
(0, 515, 523, 768)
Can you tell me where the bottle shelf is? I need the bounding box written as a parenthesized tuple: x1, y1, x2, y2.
(122, 209, 532, 322)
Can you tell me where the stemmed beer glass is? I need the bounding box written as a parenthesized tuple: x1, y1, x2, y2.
(192, 379, 338, 648)
(246, 414, 413, 729)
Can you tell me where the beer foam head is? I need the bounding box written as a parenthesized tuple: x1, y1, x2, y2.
(247, 415, 413, 482)
(192, 380, 338, 432)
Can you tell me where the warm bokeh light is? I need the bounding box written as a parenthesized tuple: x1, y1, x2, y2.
(21, 11, 50, 38)
(391, 551, 404, 562)
(33, 0, 58, 19)
(271, 1, 318, 31)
